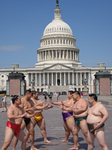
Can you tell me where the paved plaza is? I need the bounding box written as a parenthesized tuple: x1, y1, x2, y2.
(0, 95, 112, 150)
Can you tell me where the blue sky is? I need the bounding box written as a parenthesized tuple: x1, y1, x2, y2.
(0, 0, 112, 68)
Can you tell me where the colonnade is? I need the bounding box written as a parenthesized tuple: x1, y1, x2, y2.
(27, 72, 91, 87)
(38, 50, 79, 61)
(41, 38, 75, 47)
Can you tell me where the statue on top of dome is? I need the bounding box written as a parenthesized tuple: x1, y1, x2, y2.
(56, 0, 59, 4)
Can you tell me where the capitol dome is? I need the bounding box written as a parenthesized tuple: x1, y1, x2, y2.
(35, 2, 81, 68)
(43, 5, 73, 36)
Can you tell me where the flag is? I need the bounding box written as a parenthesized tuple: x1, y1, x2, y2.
(58, 50, 61, 53)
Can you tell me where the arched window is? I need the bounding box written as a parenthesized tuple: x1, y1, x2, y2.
(1, 80, 4, 85)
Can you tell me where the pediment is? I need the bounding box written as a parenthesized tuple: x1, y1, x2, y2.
(43, 64, 74, 71)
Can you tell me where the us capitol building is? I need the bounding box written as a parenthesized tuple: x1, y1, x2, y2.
(0, 1, 112, 94)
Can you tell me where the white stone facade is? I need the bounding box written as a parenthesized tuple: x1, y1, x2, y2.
(0, 3, 112, 94)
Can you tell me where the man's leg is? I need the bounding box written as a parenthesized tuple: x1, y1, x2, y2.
(25, 118, 37, 143)
(12, 119, 26, 150)
(95, 127, 108, 150)
(66, 117, 79, 149)
(37, 118, 51, 143)
(1, 127, 14, 150)
(80, 119, 89, 144)
(61, 120, 70, 142)
(26, 121, 39, 150)
(16, 129, 26, 150)
(87, 131, 95, 150)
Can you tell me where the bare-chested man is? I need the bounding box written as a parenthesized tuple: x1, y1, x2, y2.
(74, 94, 109, 150)
(50, 91, 78, 147)
(13, 90, 49, 150)
(25, 91, 54, 143)
(0, 95, 39, 150)
(59, 91, 88, 150)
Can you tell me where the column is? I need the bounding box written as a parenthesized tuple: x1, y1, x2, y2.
(47, 73, 49, 85)
(52, 50, 53, 60)
(72, 72, 74, 85)
(88, 72, 91, 85)
(52, 73, 53, 86)
(26, 73, 29, 87)
(56, 50, 57, 59)
(68, 72, 70, 85)
(39, 73, 41, 86)
(48, 51, 50, 60)
(56, 73, 57, 86)
(60, 73, 62, 86)
(38, 53, 39, 61)
(63, 50, 64, 59)
(67, 50, 68, 59)
(73, 51, 74, 60)
(78, 52, 79, 61)
(43, 52, 44, 60)
(70, 51, 71, 60)
(80, 72, 82, 85)
(84, 72, 86, 80)
(75, 52, 76, 60)
(45, 51, 46, 60)
(59, 50, 61, 59)
(64, 72, 66, 85)
(31, 73, 33, 83)
(43, 73, 45, 85)
(35, 73, 37, 86)
(76, 73, 78, 85)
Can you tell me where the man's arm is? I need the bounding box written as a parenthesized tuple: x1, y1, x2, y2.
(73, 100, 88, 114)
(25, 110, 42, 118)
(73, 110, 88, 118)
(35, 103, 49, 110)
(50, 100, 66, 105)
(24, 106, 35, 112)
(7, 108, 27, 119)
(94, 104, 109, 130)
(35, 101, 44, 106)
(61, 100, 73, 107)
(58, 104, 72, 111)
(44, 105, 54, 110)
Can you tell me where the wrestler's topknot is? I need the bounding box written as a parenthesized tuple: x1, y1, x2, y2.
(12, 95, 19, 104)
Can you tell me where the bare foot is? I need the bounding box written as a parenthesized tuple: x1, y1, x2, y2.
(30, 147, 39, 150)
(44, 139, 51, 143)
(61, 139, 68, 143)
(69, 146, 79, 150)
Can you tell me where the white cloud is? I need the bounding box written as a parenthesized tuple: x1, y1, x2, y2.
(0, 45, 25, 51)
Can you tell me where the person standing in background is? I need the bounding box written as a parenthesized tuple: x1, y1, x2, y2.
(2, 93, 7, 112)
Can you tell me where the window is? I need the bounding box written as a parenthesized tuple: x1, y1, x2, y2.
(1, 80, 4, 85)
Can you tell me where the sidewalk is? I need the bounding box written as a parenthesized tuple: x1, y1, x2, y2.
(0, 95, 112, 150)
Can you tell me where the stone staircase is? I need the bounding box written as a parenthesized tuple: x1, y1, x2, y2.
(49, 85, 69, 92)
